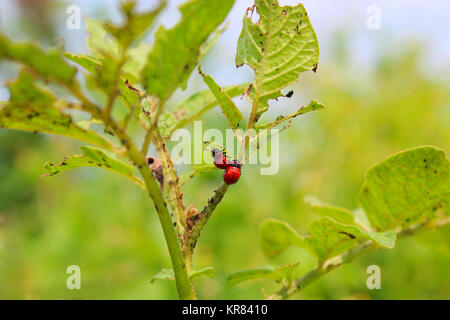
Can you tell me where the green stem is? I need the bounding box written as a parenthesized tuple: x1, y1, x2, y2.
(267, 216, 450, 300)
(188, 184, 229, 252)
(70, 87, 195, 300)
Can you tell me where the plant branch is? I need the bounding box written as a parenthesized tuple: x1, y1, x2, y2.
(68, 86, 195, 300)
(187, 183, 229, 255)
(142, 99, 165, 155)
(266, 216, 450, 300)
(152, 132, 187, 239)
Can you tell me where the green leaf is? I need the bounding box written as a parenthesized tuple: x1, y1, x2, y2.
(0, 34, 77, 85)
(353, 208, 372, 232)
(189, 267, 215, 280)
(259, 217, 396, 262)
(105, 0, 166, 49)
(180, 163, 216, 186)
(151, 267, 215, 284)
(123, 43, 152, 82)
(304, 195, 355, 225)
(150, 268, 175, 284)
(42, 146, 144, 189)
(141, 0, 235, 102)
(0, 70, 114, 150)
(64, 53, 142, 110)
(226, 266, 277, 288)
(64, 52, 101, 74)
(198, 66, 243, 130)
(158, 83, 249, 138)
(259, 218, 304, 258)
(226, 263, 299, 288)
(85, 17, 120, 58)
(236, 0, 319, 116)
(304, 217, 396, 261)
(366, 230, 397, 249)
(358, 146, 450, 231)
(199, 21, 229, 60)
(256, 100, 324, 130)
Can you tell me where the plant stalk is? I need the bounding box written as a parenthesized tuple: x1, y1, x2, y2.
(267, 216, 450, 300)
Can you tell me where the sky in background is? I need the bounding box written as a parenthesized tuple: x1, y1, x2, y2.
(0, 0, 450, 101)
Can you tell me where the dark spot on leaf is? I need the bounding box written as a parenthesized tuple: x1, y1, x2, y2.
(282, 10, 287, 16)
(312, 64, 318, 73)
(339, 231, 356, 239)
(285, 90, 294, 98)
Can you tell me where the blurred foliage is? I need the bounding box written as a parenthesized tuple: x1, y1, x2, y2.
(0, 2, 449, 299)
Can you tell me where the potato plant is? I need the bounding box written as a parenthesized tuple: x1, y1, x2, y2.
(0, 0, 448, 300)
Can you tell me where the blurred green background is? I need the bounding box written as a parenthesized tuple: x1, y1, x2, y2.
(0, 0, 449, 299)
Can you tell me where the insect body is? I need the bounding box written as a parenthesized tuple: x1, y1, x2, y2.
(223, 160, 241, 185)
(212, 148, 229, 169)
(211, 148, 242, 185)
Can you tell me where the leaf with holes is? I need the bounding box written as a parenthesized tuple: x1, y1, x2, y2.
(105, 0, 166, 49)
(0, 70, 114, 151)
(255, 100, 324, 130)
(236, 0, 319, 117)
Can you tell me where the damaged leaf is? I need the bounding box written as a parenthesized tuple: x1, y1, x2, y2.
(198, 66, 243, 130)
(42, 145, 145, 189)
(141, 0, 235, 102)
(105, 0, 166, 49)
(236, 0, 319, 117)
(358, 146, 450, 231)
(158, 83, 248, 138)
(256, 100, 324, 130)
(0, 34, 77, 86)
(0, 70, 114, 151)
(226, 263, 299, 288)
